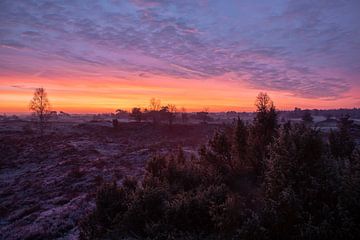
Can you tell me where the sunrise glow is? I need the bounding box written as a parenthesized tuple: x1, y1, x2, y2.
(1, 0, 359, 113)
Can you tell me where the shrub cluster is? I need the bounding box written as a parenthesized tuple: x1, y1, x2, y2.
(80, 93, 360, 240)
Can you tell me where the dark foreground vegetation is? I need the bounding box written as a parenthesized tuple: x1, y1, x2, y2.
(80, 93, 360, 240)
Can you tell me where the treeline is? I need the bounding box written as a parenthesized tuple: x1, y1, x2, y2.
(280, 107, 360, 119)
(79, 93, 359, 239)
(116, 98, 211, 124)
(24, 88, 360, 128)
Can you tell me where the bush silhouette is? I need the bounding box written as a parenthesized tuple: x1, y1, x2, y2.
(79, 94, 360, 240)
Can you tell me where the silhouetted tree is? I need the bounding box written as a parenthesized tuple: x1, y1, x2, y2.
(149, 98, 161, 123)
(130, 107, 142, 122)
(249, 92, 278, 175)
(167, 104, 177, 125)
(149, 98, 161, 111)
(29, 87, 50, 134)
(158, 104, 177, 125)
(115, 109, 128, 118)
(294, 107, 302, 118)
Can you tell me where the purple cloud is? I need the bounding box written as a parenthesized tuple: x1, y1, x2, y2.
(0, 0, 359, 99)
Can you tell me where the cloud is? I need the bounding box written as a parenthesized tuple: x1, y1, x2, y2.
(0, 0, 359, 99)
(0, 40, 27, 50)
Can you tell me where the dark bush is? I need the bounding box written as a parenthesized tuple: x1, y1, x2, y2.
(120, 185, 169, 236)
(112, 119, 119, 129)
(79, 94, 360, 240)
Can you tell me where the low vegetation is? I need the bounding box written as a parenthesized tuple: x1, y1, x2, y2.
(80, 93, 360, 239)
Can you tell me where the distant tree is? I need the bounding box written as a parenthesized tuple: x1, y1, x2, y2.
(149, 98, 161, 111)
(130, 107, 142, 122)
(226, 111, 237, 116)
(253, 93, 277, 138)
(156, 104, 177, 125)
(249, 92, 278, 175)
(59, 111, 70, 117)
(115, 109, 128, 118)
(167, 104, 177, 125)
(29, 87, 50, 133)
(294, 107, 302, 118)
(301, 110, 313, 124)
(148, 98, 161, 123)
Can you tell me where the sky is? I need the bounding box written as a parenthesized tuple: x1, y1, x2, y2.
(0, 0, 359, 113)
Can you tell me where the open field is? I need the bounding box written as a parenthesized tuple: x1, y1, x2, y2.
(1, 116, 360, 239)
(0, 120, 219, 239)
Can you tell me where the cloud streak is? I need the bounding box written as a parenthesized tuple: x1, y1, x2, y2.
(0, 0, 359, 103)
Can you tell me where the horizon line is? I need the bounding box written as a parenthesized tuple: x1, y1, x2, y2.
(2, 107, 360, 116)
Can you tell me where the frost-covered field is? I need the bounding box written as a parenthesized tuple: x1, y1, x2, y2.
(0, 120, 218, 239)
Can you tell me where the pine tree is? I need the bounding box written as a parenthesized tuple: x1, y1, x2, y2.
(233, 117, 249, 167)
(249, 92, 278, 175)
(329, 115, 355, 159)
(263, 124, 345, 239)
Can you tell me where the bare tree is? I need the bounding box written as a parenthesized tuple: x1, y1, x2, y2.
(255, 92, 273, 112)
(149, 98, 161, 111)
(167, 104, 177, 125)
(29, 88, 50, 133)
(149, 98, 161, 123)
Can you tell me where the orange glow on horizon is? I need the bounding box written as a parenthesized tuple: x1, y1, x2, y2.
(1, 73, 359, 114)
